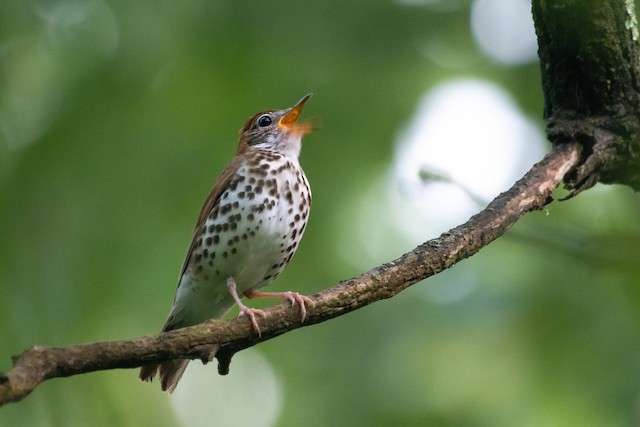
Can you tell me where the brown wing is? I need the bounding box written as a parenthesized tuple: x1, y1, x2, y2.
(177, 155, 246, 279)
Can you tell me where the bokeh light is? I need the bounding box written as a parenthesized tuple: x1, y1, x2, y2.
(471, 0, 538, 65)
(171, 351, 281, 427)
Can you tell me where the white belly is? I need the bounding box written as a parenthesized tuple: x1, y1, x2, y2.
(168, 154, 311, 328)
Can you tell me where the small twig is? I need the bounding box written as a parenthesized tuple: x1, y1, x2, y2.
(0, 142, 580, 407)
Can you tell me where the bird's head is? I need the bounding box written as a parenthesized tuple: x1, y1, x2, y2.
(237, 93, 313, 159)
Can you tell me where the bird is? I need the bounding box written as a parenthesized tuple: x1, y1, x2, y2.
(140, 94, 315, 392)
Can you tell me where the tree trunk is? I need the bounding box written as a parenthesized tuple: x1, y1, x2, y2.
(532, 0, 640, 194)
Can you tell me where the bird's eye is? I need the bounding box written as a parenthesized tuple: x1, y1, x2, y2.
(257, 115, 272, 127)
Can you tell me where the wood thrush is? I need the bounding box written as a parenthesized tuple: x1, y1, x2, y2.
(140, 94, 314, 392)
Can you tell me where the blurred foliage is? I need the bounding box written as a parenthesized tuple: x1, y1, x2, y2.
(2, 0, 640, 426)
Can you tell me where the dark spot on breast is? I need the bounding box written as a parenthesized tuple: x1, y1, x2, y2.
(249, 167, 268, 177)
(238, 192, 246, 199)
(242, 233, 248, 240)
(232, 201, 239, 208)
(213, 235, 220, 244)
(293, 182, 300, 192)
(231, 248, 237, 254)
(206, 236, 213, 245)
(222, 251, 228, 258)
(255, 186, 263, 194)
(248, 192, 255, 200)
(294, 214, 301, 222)
(249, 177, 256, 184)
(210, 251, 216, 259)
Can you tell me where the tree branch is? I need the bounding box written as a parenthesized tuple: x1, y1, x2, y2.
(0, 142, 580, 407)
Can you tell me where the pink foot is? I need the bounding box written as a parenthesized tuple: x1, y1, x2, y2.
(227, 278, 266, 335)
(245, 290, 315, 322)
(238, 306, 267, 335)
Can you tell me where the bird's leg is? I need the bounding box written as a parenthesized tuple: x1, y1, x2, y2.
(244, 290, 315, 322)
(226, 277, 266, 335)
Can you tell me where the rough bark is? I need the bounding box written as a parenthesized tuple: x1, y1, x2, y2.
(532, 0, 640, 194)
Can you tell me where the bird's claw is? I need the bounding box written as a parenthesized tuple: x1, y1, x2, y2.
(238, 306, 267, 336)
(279, 291, 315, 322)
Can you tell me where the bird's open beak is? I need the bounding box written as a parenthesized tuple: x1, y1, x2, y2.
(279, 93, 313, 134)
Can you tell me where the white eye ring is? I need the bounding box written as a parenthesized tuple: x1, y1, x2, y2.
(257, 115, 272, 127)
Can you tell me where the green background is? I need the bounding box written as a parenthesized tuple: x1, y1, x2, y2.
(2, 0, 640, 426)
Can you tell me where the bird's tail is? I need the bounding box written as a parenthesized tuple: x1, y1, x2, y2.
(139, 312, 191, 392)
(140, 283, 231, 392)
(139, 359, 190, 393)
